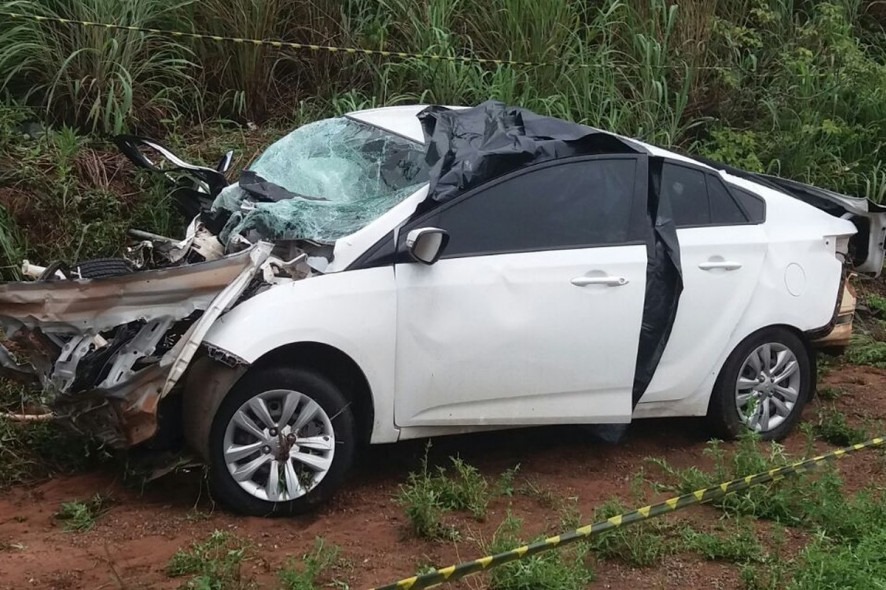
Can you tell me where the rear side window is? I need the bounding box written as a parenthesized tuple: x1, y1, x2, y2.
(427, 158, 641, 258)
(661, 164, 708, 226)
(662, 163, 755, 227)
(707, 175, 747, 224)
(732, 187, 766, 223)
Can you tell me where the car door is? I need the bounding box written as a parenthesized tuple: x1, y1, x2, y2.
(393, 155, 649, 427)
(640, 162, 768, 404)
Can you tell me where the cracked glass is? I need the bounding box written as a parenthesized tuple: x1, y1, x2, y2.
(213, 117, 429, 244)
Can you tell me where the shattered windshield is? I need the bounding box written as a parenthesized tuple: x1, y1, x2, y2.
(212, 117, 428, 245)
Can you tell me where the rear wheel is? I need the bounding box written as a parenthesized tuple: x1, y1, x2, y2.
(707, 327, 812, 441)
(207, 366, 356, 516)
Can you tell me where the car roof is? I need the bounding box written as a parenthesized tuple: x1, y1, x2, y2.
(346, 104, 714, 168)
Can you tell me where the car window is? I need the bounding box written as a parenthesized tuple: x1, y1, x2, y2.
(662, 163, 751, 227)
(661, 164, 709, 226)
(732, 187, 766, 223)
(425, 158, 640, 258)
(707, 175, 748, 224)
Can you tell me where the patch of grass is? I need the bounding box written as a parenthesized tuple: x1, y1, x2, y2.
(681, 522, 765, 564)
(396, 449, 498, 540)
(166, 530, 247, 589)
(0, 415, 107, 488)
(494, 464, 520, 497)
(812, 407, 868, 446)
(278, 537, 342, 590)
(0, 0, 194, 133)
(845, 331, 886, 368)
(518, 480, 561, 510)
(738, 526, 793, 590)
(790, 525, 886, 589)
(816, 386, 843, 401)
(865, 293, 886, 317)
(54, 493, 111, 532)
(586, 499, 676, 567)
(486, 513, 594, 590)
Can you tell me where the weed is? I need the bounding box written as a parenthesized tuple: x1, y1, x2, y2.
(681, 522, 765, 564)
(816, 386, 843, 401)
(54, 493, 111, 532)
(166, 530, 247, 589)
(0, 412, 107, 488)
(494, 464, 520, 497)
(812, 407, 868, 446)
(278, 537, 342, 590)
(739, 527, 793, 590)
(396, 449, 494, 540)
(585, 499, 675, 567)
(518, 480, 560, 510)
(866, 293, 886, 316)
(845, 331, 886, 368)
(486, 513, 594, 590)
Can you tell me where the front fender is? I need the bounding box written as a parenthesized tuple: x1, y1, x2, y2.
(203, 267, 398, 441)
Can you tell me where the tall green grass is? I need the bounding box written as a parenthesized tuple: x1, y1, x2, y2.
(0, 0, 194, 133)
(0, 0, 883, 202)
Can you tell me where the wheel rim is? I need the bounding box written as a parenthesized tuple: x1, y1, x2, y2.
(223, 389, 335, 502)
(735, 343, 802, 433)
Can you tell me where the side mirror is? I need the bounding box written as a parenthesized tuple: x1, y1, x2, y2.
(406, 228, 450, 265)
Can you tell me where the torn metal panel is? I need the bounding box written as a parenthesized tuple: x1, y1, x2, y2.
(0, 245, 265, 334)
(0, 243, 274, 447)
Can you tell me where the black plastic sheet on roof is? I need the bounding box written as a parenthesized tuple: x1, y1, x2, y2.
(416, 101, 683, 407)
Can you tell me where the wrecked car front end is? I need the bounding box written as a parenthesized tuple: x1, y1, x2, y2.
(0, 113, 429, 448)
(0, 243, 273, 446)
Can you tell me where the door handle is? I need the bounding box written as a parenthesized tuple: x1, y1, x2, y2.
(571, 276, 629, 287)
(698, 260, 742, 271)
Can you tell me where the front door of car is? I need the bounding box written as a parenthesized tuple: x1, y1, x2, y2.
(393, 156, 649, 428)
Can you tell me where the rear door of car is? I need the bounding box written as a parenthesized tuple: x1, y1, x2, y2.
(393, 155, 649, 427)
(640, 162, 768, 404)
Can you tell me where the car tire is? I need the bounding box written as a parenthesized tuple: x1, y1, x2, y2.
(75, 258, 132, 279)
(707, 327, 813, 441)
(207, 366, 356, 516)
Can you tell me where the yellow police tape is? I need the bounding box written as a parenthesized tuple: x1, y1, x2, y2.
(1, 10, 729, 71)
(369, 436, 885, 590)
(0, 10, 541, 67)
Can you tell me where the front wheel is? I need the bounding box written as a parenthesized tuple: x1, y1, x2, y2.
(207, 367, 356, 516)
(707, 327, 813, 441)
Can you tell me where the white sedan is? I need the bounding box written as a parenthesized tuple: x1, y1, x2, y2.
(1, 102, 883, 516)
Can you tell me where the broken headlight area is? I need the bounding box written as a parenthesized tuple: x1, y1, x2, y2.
(0, 242, 277, 448)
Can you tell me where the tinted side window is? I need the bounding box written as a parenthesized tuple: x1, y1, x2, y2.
(707, 175, 748, 224)
(432, 158, 639, 258)
(663, 163, 752, 227)
(732, 187, 766, 223)
(661, 164, 709, 226)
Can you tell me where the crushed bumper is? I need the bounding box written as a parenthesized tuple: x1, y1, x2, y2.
(0, 243, 273, 447)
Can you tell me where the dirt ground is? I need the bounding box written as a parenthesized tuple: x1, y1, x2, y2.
(1, 363, 884, 590)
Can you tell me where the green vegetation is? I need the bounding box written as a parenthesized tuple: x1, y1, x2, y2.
(680, 522, 765, 564)
(813, 407, 869, 446)
(397, 450, 510, 540)
(586, 499, 675, 566)
(845, 330, 886, 367)
(486, 513, 594, 590)
(278, 538, 343, 590)
(0, 0, 882, 274)
(54, 493, 111, 532)
(649, 433, 886, 588)
(0, 383, 108, 488)
(166, 530, 247, 589)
